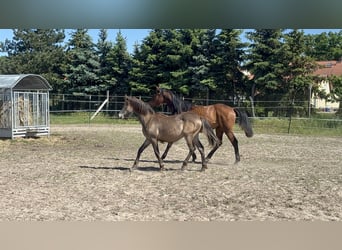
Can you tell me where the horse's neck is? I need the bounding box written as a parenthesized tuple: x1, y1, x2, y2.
(134, 110, 153, 128)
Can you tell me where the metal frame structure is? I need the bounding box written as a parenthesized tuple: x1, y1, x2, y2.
(0, 74, 52, 138)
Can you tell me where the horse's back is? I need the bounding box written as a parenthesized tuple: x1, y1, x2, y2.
(148, 113, 201, 142)
(190, 104, 236, 129)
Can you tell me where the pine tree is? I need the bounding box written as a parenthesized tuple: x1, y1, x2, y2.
(304, 31, 342, 61)
(282, 30, 317, 102)
(0, 29, 66, 91)
(64, 29, 100, 94)
(96, 29, 114, 94)
(245, 29, 285, 116)
(213, 29, 246, 103)
(106, 31, 132, 95)
(182, 29, 212, 98)
(129, 29, 166, 95)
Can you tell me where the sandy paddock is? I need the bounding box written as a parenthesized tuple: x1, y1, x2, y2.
(0, 124, 341, 221)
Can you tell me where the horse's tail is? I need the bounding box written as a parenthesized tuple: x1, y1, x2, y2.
(201, 118, 220, 147)
(234, 108, 254, 138)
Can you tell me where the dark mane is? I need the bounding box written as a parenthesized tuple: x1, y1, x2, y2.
(160, 88, 192, 114)
(128, 96, 155, 115)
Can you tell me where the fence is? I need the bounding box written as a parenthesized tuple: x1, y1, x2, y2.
(49, 93, 342, 136)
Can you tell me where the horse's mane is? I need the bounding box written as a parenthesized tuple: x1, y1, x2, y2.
(160, 88, 192, 114)
(128, 96, 155, 115)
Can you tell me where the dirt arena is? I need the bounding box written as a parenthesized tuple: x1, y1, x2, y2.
(0, 124, 341, 221)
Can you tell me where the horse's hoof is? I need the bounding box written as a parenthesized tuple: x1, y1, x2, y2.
(200, 166, 207, 172)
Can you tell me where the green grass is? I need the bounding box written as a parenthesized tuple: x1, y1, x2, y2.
(251, 117, 342, 136)
(50, 112, 138, 125)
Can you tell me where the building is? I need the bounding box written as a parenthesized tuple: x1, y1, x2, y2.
(312, 60, 342, 111)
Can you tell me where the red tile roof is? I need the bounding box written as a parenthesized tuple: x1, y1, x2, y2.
(313, 60, 342, 77)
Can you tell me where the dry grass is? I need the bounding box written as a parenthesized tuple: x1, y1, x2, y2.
(0, 124, 341, 221)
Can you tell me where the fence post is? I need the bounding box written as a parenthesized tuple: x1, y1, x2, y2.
(88, 95, 92, 124)
(287, 99, 294, 134)
(114, 94, 117, 116)
(106, 90, 109, 115)
(249, 96, 255, 117)
(308, 84, 312, 118)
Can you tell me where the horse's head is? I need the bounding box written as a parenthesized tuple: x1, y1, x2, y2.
(119, 95, 155, 118)
(148, 86, 172, 108)
(118, 95, 134, 119)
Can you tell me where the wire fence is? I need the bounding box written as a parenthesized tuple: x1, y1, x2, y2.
(49, 93, 342, 136)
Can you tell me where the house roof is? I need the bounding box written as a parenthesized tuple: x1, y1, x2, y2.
(313, 60, 342, 77)
(0, 74, 52, 90)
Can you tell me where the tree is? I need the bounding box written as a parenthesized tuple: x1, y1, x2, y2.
(96, 29, 114, 94)
(281, 30, 317, 116)
(245, 29, 285, 116)
(213, 29, 247, 103)
(129, 29, 165, 95)
(304, 31, 342, 61)
(188, 29, 217, 99)
(106, 31, 132, 95)
(64, 29, 100, 94)
(328, 75, 342, 116)
(0, 29, 66, 91)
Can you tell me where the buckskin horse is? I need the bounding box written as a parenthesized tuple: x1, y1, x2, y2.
(118, 96, 220, 171)
(149, 87, 254, 163)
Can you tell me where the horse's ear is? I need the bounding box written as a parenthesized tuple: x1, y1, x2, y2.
(156, 85, 161, 94)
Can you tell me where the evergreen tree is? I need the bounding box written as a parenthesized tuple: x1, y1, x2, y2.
(328, 75, 342, 116)
(0, 29, 66, 91)
(129, 29, 166, 95)
(96, 29, 114, 94)
(64, 29, 100, 94)
(106, 31, 132, 95)
(185, 29, 213, 98)
(304, 31, 342, 61)
(213, 29, 246, 103)
(246, 29, 317, 116)
(281, 30, 317, 104)
(245, 29, 286, 116)
(129, 43, 150, 95)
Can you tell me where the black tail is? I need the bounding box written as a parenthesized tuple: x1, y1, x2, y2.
(201, 118, 220, 147)
(234, 108, 254, 138)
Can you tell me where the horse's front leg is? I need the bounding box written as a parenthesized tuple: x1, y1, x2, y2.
(132, 139, 150, 171)
(151, 139, 165, 170)
(161, 142, 173, 160)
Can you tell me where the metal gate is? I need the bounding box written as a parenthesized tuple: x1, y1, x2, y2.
(13, 91, 48, 128)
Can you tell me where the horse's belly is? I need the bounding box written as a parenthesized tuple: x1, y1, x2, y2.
(157, 125, 184, 143)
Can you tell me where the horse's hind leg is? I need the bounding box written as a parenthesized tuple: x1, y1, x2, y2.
(150, 139, 165, 170)
(132, 139, 151, 170)
(226, 131, 240, 164)
(181, 136, 196, 170)
(162, 142, 197, 162)
(206, 128, 223, 161)
(193, 135, 207, 171)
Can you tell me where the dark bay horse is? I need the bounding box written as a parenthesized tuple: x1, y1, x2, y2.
(149, 87, 254, 163)
(118, 96, 220, 171)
